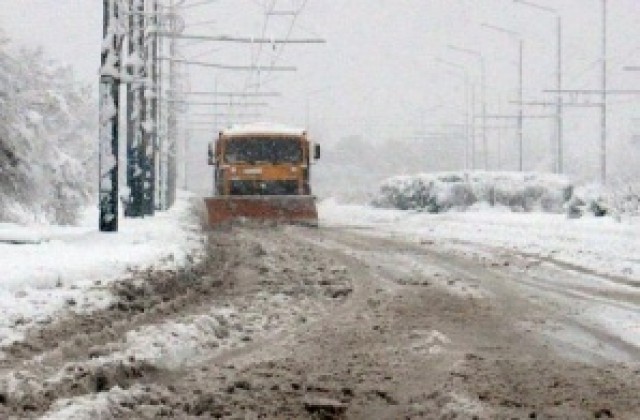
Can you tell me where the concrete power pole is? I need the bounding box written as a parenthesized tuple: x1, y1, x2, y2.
(147, 0, 160, 215)
(447, 45, 487, 170)
(167, 0, 178, 208)
(601, 0, 607, 183)
(481, 24, 523, 171)
(513, 0, 564, 173)
(518, 39, 524, 172)
(557, 15, 564, 173)
(99, 0, 124, 232)
(141, 0, 155, 215)
(125, 1, 135, 217)
(126, 0, 146, 217)
(156, 1, 165, 211)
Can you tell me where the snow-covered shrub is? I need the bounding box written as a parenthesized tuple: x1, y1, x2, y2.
(372, 172, 574, 214)
(609, 182, 640, 217)
(564, 184, 609, 218)
(0, 40, 96, 224)
(568, 182, 640, 218)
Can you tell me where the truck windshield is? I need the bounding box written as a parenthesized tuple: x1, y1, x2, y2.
(224, 137, 303, 164)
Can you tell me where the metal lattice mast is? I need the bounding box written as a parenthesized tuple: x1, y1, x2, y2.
(99, 0, 124, 232)
(156, 1, 165, 210)
(126, 0, 145, 217)
(125, 1, 134, 217)
(134, 0, 147, 215)
(141, 0, 155, 215)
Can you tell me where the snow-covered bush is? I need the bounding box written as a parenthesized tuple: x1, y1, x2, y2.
(608, 182, 640, 217)
(372, 172, 574, 214)
(0, 39, 96, 224)
(567, 182, 640, 218)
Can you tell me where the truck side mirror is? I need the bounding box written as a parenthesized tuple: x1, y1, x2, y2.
(314, 144, 321, 160)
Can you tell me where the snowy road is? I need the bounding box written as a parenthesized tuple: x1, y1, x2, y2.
(1, 203, 639, 418)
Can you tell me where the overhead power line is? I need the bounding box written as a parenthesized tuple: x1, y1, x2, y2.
(159, 57, 297, 71)
(168, 91, 281, 97)
(178, 0, 221, 10)
(155, 32, 326, 44)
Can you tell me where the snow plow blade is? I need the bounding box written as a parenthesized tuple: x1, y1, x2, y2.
(204, 196, 318, 228)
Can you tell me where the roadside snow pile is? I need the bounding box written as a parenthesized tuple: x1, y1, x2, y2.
(0, 192, 204, 347)
(373, 172, 573, 214)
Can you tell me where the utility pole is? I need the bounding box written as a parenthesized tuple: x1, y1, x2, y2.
(471, 85, 477, 169)
(448, 45, 487, 170)
(481, 23, 524, 171)
(99, 0, 124, 232)
(557, 15, 563, 173)
(519, 38, 524, 172)
(435, 59, 472, 170)
(183, 128, 189, 190)
(125, 0, 136, 217)
(148, 0, 160, 215)
(545, 3, 640, 183)
(514, 0, 563, 173)
(126, 0, 146, 218)
(167, 0, 178, 208)
(156, 0, 164, 211)
(142, 0, 155, 215)
(601, 0, 607, 183)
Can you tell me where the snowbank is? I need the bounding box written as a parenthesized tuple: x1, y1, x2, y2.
(373, 172, 573, 214)
(0, 192, 205, 347)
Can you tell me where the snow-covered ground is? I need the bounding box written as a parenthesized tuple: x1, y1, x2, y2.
(2, 189, 637, 358)
(319, 199, 640, 360)
(0, 195, 640, 419)
(319, 199, 640, 284)
(0, 192, 204, 348)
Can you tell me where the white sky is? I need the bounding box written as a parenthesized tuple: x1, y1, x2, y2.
(2, 0, 640, 187)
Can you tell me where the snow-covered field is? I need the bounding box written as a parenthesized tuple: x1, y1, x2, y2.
(0, 192, 205, 348)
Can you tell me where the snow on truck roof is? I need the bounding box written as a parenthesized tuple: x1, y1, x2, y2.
(222, 122, 306, 136)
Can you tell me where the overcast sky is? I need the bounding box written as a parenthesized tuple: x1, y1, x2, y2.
(2, 0, 640, 186)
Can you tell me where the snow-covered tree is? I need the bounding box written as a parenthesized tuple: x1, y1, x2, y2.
(0, 36, 97, 224)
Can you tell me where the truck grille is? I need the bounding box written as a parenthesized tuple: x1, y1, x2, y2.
(230, 180, 299, 196)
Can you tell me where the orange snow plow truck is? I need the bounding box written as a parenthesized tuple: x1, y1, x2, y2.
(205, 123, 320, 227)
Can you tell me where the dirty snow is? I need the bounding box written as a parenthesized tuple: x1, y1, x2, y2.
(319, 198, 640, 361)
(0, 192, 204, 348)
